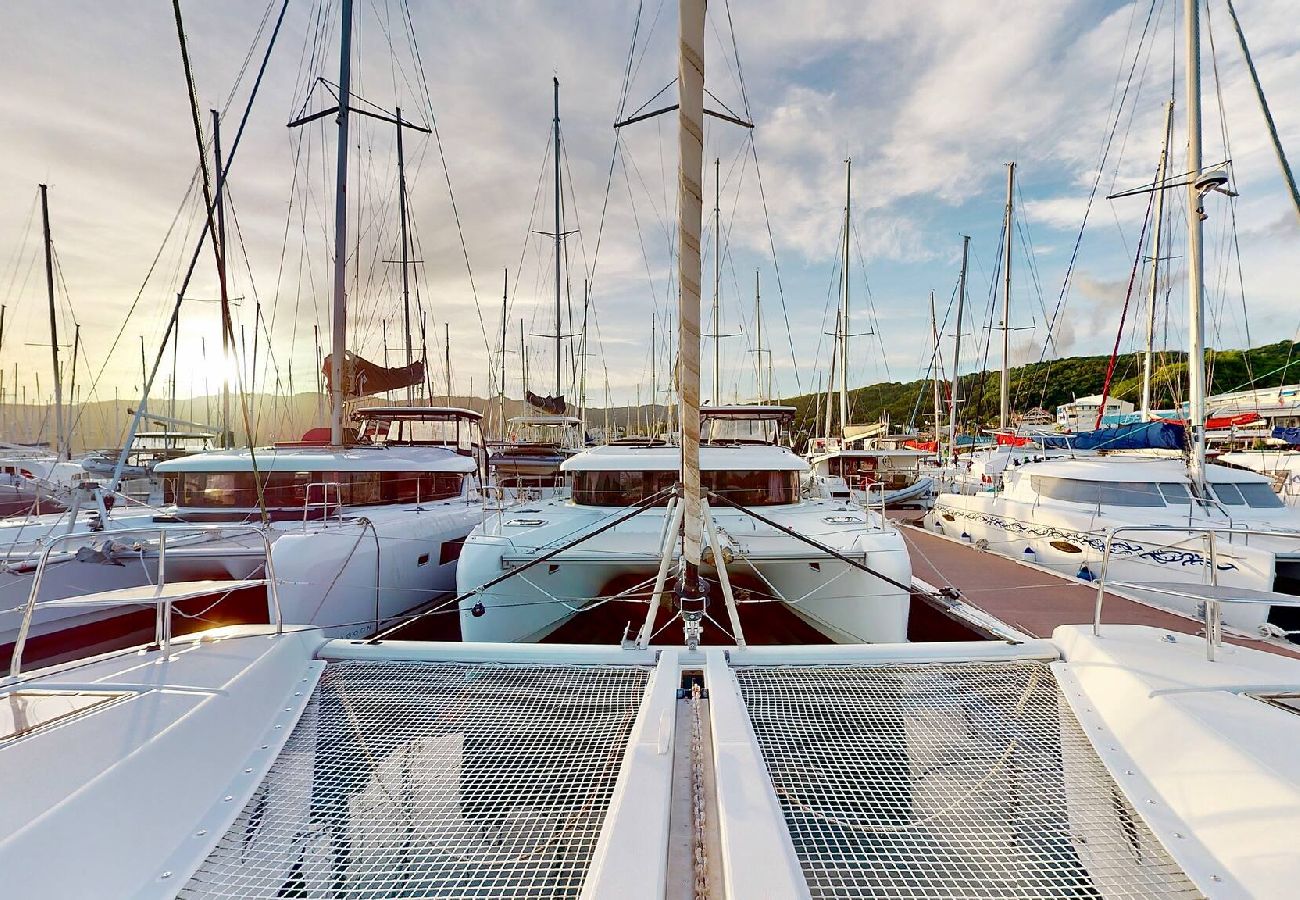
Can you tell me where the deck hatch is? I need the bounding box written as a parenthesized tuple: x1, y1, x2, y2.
(734, 660, 1202, 899)
(182, 659, 650, 898)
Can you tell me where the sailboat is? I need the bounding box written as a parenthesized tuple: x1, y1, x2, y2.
(485, 80, 586, 503)
(803, 160, 935, 508)
(455, 51, 910, 648)
(0, 2, 487, 651)
(925, 13, 1300, 639)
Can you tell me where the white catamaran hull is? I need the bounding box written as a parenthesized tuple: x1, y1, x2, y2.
(457, 498, 911, 644)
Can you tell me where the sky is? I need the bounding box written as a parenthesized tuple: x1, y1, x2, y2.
(2, 0, 1299, 426)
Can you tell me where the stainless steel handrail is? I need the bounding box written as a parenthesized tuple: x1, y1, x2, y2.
(861, 480, 888, 525)
(1094, 524, 1300, 661)
(6, 524, 282, 681)
(303, 482, 343, 527)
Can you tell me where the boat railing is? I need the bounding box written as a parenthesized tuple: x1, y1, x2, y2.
(6, 524, 282, 682)
(860, 480, 888, 520)
(484, 476, 568, 509)
(1094, 524, 1300, 660)
(303, 481, 343, 527)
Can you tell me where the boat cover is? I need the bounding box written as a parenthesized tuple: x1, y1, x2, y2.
(1039, 420, 1186, 451)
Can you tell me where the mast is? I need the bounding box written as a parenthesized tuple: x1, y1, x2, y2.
(650, 313, 657, 434)
(999, 161, 1015, 431)
(579, 279, 590, 432)
(520, 318, 528, 404)
(212, 109, 233, 448)
(823, 306, 838, 438)
(839, 158, 851, 438)
(754, 269, 764, 403)
(949, 235, 970, 466)
(1142, 99, 1175, 421)
(445, 322, 451, 406)
(39, 184, 65, 461)
(1185, 0, 1207, 494)
(499, 269, 508, 439)
(328, 0, 354, 445)
(676, 0, 707, 613)
(930, 290, 942, 466)
(712, 157, 721, 404)
(397, 106, 414, 404)
(552, 76, 563, 399)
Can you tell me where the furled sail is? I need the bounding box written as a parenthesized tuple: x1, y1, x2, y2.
(322, 351, 424, 399)
(526, 391, 566, 415)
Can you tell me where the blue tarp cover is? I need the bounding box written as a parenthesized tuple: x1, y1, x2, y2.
(1039, 420, 1186, 451)
(1272, 426, 1300, 446)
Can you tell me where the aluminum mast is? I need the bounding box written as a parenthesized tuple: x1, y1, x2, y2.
(999, 161, 1015, 431)
(328, 0, 354, 445)
(39, 184, 65, 461)
(1142, 100, 1174, 421)
(949, 235, 970, 466)
(1185, 0, 1207, 495)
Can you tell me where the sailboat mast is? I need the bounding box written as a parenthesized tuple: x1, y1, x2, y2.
(444, 322, 451, 406)
(999, 161, 1015, 431)
(212, 109, 233, 448)
(1185, 0, 1207, 494)
(580, 279, 590, 432)
(552, 76, 563, 400)
(500, 269, 508, 439)
(1142, 99, 1175, 421)
(712, 157, 721, 405)
(39, 184, 65, 461)
(651, 313, 657, 434)
(754, 269, 764, 403)
(839, 158, 850, 438)
(397, 106, 414, 405)
(676, 0, 706, 604)
(949, 235, 970, 466)
(930, 290, 942, 466)
(824, 307, 838, 438)
(329, 0, 354, 445)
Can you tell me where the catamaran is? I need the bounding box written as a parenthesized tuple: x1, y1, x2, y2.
(925, 1, 1300, 638)
(458, 405, 911, 645)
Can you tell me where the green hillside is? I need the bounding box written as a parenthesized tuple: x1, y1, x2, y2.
(774, 340, 1300, 441)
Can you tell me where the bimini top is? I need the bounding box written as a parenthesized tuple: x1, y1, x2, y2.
(561, 443, 808, 473)
(351, 406, 482, 422)
(154, 444, 477, 474)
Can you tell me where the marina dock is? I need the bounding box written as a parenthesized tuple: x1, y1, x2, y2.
(893, 509, 1300, 657)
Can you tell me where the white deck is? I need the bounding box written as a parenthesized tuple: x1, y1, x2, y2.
(3, 624, 1299, 897)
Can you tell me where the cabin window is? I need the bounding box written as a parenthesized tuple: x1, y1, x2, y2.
(1030, 476, 1164, 507)
(174, 469, 462, 509)
(178, 471, 314, 508)
(572, 470, 678, 506)
(381, 471, 464, 503)
(571, 469, 800, 507)
(1216, 482, 1283, 509)
(707, 470, 801, 506)
(1157, 482, 1191, 503)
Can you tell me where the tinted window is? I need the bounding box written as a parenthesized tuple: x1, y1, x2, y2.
(572, 470, 678, 506)
(572, 470, 800, 507)
(1212, 483, 1245, 505)
(1157, 482, 1191, 503)
(1031, 476, 1164, 507)
(175, 469, 461, 508)
(1232, 482, 1284, 509)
